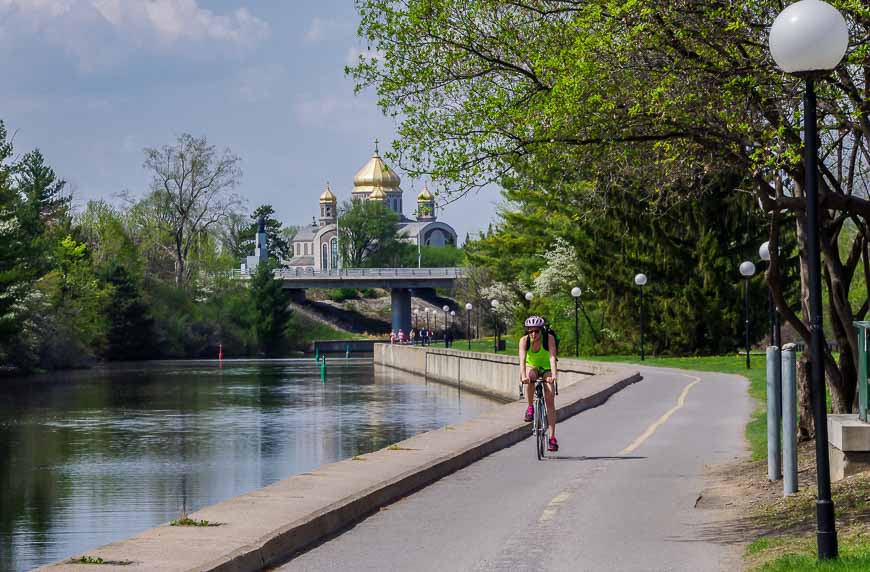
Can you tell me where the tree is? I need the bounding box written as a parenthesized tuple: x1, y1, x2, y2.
(236, 204, 293, 263)
(250, 260, 291, 356)
(103, 264, 156, 360)
(352, 0, 870, 414)
(143, 134, 242, 287)
(0, 121, 29, 357)
(337, 199, 404, 267)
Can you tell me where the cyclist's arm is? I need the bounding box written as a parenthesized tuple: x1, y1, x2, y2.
(548, 334, 558, 381)
(519, 335, 529, 382)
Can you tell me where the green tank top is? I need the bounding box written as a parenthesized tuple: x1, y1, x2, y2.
(525, 336, 551, 371)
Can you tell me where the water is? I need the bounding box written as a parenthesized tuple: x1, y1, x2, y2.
(0, 358, 498, 571)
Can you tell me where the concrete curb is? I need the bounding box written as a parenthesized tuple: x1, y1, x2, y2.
(39, 366, 640, 572)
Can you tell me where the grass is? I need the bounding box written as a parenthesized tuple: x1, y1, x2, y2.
(170, 515, 221, 527)
(747, 524, 870, 571)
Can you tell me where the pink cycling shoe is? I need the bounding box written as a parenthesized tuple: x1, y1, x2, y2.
(548, 437, 559, 452)
(523, 405, 534, 422)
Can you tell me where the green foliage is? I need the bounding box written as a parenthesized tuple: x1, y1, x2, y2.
(250, 261, 292, 356)
(326, 288, 360, 302)
(102, 264, 156, 361)
(235, 204, 293, 263)
(337, 199, 405, 267)
(467, 168, 797, 356)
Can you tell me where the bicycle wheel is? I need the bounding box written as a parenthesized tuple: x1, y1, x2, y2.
(536, 399, 546, 460)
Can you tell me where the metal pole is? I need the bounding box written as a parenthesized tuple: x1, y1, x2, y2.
(639, 287, 645, 361)
(493, 310, 498, 353)
(782, 344, 798, 495)
(467, 309, 471, 351)
(767, 346, 782, 481)
(805, 77, 837, 559)
(574, 297, 580, 357)
(768, 287, 775, 346)
(745, 277, 751, 369)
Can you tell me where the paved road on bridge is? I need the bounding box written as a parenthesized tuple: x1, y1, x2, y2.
(274, 365, 754, 572)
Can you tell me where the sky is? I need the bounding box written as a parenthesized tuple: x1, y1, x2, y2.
(0, 0, 500, 243)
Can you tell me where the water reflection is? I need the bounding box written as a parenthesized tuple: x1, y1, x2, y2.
(0, 359, 498, 571)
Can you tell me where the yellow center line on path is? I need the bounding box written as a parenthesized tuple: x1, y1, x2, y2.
(619, 374, 701, 456)
(538, 491, 573, 523)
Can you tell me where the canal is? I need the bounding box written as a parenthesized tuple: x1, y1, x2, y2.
(0, 358, 500, 571)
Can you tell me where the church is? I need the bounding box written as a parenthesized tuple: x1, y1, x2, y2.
(286, 145, 458, 271)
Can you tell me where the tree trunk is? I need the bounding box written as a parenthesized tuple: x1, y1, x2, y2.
(798, 354, 814, 440)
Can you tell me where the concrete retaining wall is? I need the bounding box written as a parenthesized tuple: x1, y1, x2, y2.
(373, 343, 611, 401)
(312, 339, 387, 353)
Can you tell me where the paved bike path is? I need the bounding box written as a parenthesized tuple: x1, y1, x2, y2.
(274, 366, 753, 572)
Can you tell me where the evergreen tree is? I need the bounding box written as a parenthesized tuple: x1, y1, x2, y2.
(250, 261, 291, 356)
(14, 149, 70, 271)
(0, 122, 29, 356)
(237, 204, 293, 263)
(103, 264, 156, 361)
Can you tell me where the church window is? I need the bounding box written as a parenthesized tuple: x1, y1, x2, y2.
(322, 243, 329, 270)
(330, 237, 339, 269)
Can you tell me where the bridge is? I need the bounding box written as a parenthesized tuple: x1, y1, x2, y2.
(234, 267, 465, 334)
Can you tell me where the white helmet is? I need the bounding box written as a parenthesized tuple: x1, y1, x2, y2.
(524, 316, 545, 328)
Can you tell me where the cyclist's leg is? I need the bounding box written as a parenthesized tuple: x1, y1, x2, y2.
(524, 368, 539, 421)
(542, 371, 556, 437)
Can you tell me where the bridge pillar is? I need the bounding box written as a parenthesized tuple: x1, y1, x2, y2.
(391, 288, 412, 335)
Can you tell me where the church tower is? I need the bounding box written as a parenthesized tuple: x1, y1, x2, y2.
(319, 183, 337, 226)
(416, 184, 436, 221)
(352, 141, 403, 214)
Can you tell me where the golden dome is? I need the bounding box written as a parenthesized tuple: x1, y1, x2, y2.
(353, 147, 401, 194)
(368, 187, 387, 201)
(417, 185, 433, 201)
(319, 184, 337, 203)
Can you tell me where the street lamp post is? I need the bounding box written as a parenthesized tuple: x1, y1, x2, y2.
(635, 274, 647, 360)
(769, 0, 848, 559)
(442, 305, 450, 347)
(571, 287, 582, 357)
(491, 299, 500, 353)
(425, 308, 430, 346)
(740, 261, 756, 369)
(759, 242, 782, 347)
(413, 308, 419, 345)
(465, 303, 473, 350)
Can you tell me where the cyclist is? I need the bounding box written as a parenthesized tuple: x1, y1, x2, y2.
(519, 316, 559, 452)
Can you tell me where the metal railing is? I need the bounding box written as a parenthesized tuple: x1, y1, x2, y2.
(232, 267, 465, 280)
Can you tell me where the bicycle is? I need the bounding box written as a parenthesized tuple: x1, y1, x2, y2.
(520, 377, 556, 460)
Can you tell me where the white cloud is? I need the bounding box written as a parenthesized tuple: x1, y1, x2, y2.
(305, 17, 353, 42)
(0, 0, 270, 65)
(235, 63, 288, 103)
(292, 92, 383, 133)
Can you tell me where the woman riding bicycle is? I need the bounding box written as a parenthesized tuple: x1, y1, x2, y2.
(519, 316, 559, 452)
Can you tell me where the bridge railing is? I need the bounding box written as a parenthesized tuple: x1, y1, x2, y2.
(231, 267, 466, 280)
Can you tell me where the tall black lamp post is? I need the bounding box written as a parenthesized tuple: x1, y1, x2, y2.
(465, 303, 473, 350)
(635, 273, 647, 360)
(413, 308, 419, 345)
(491, 299, 500, 353)
(425, 308, 430, 346)
(571, 287, 582, 357)
(769, 0, 848, 559)
(739, 260, 756, 369)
